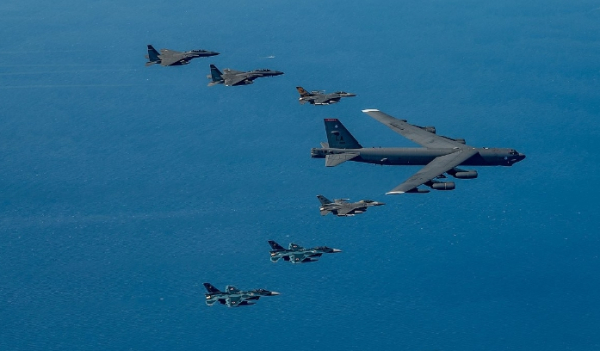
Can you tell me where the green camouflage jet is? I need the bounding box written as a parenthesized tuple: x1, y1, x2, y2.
(311, 109, 526, 194)
(203, 283, 279, 307)
(268, 240, 341, 264)
(317, 195, 385, 216)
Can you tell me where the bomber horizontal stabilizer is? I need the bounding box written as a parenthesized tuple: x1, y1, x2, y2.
(325, 153, 359, 167)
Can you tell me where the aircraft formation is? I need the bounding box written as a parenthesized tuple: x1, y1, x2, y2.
(144, 43, 526, 307)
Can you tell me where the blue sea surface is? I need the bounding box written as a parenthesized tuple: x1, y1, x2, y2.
(1, 1, 600, 350)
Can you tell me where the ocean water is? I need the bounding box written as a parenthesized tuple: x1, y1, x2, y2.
(1, 1, 599, 350)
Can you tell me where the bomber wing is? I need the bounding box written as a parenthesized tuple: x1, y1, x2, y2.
(388, 149, 478, 194)
(362, 109, 468, 149)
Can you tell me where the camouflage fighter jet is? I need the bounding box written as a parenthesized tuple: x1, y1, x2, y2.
(268, 240, 341, 264)
(207, 64, 283, 86)
(145, 44, 219, 67)
(203, 283, 279, 307)
(296, 86, 356, 105)
(317, 195, 385, 217)
(310, 109, 526, 194)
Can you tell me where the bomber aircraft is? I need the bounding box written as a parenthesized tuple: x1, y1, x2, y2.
(296, 86, 356, 105)
(207, 64, 283, 86)
(311, 109, 526, 194)
(268, 240, 341, 264)
(317, 195, 385, 216)
(203, 283, 279, 307)
(145, 45, 219, 66)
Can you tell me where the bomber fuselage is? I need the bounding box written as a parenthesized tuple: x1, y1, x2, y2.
(311, 147, 525, 167)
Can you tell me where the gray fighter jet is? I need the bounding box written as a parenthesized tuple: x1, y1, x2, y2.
(296, 86, 356, 105)
(268, 240, 341, 263)
(311, 109, 526, 194)
(145, 44, 219, 67)
(317, 195, 385, 216)
(207, 64, 284, 86)
(203, 283, 279, 307)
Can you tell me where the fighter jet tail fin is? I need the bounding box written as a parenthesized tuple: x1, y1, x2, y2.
(268, 240, 286, 251)
(203, 283, 222, 294)
(146, 45, 160, 64)
(324, 119, 362, 149)
(208, 64, 224, 86)
(317, 195, 333, 205)
(296, 86, 312, 97)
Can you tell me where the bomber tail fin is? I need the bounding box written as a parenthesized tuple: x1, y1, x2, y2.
(208, 64, 224, 86)
(203, 283, 222, 294)
(324, 119, 362, 149)
(268, 240, 286, 251)
(146, 45, 160, 65)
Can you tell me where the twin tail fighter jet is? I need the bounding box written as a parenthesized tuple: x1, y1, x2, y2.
(317, 195, 385, 216)
(145, 45, 219, 67)
(311, 109, 526, 194)
(268, 240, 341, 264)
(203, 283, 279, 307)
(207, 64, 284, 86)
(296, 86, 356, 105)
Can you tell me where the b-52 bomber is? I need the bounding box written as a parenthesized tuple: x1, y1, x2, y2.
(207, 64, 283, 86)
(317, 195, 385, 216)
(311, 109, 526, 194)
(203, 283, 279, 307)
(145, 45, 219, 67)
(296, 86, 356, 105)
(268, 240, 341, 264)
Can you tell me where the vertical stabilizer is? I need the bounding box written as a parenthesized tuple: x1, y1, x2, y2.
(317, 195, 333, 205)
(208, 64, 224, 86)
(324, 119, 362, 149)
(268, 240, 286, 251)
(146, 45, 160, 65)
(203, 283, 222, 293)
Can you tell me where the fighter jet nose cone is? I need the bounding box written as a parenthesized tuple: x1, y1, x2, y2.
(332, 249, 342, 253)
(519, 153, 526, 160)
(270, 291, 280, 296)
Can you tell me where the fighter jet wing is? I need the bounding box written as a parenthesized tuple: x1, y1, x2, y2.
(159, 55, 182, 66)
(314, 95, 336, 104)
(336, 207, 355, 216)
(362, 109, 468, 149)
(223, 75, 249, 86)
(225, 295, 245, 307)
(289, 253, 311, 263)
(388, 148, 478, 194)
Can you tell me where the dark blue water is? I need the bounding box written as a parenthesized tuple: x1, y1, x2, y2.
(1, 1, 599, 350)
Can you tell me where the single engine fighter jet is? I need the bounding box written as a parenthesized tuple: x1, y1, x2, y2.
(317, 195, 385, 216)
(207, 64, 283, 86)
(311, 109, 526, 194)
(268, 240, 341, 264)
(296, 86, 356, 105)
(145, 44, 219, 67)
(203, 283, 279, 307)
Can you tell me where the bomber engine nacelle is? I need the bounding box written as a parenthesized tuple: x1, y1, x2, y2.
(416, 125, 436, 134)
(447, 169, 478, 179)
(428, 181, 456, 190)
(441, 136, 466, 144)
